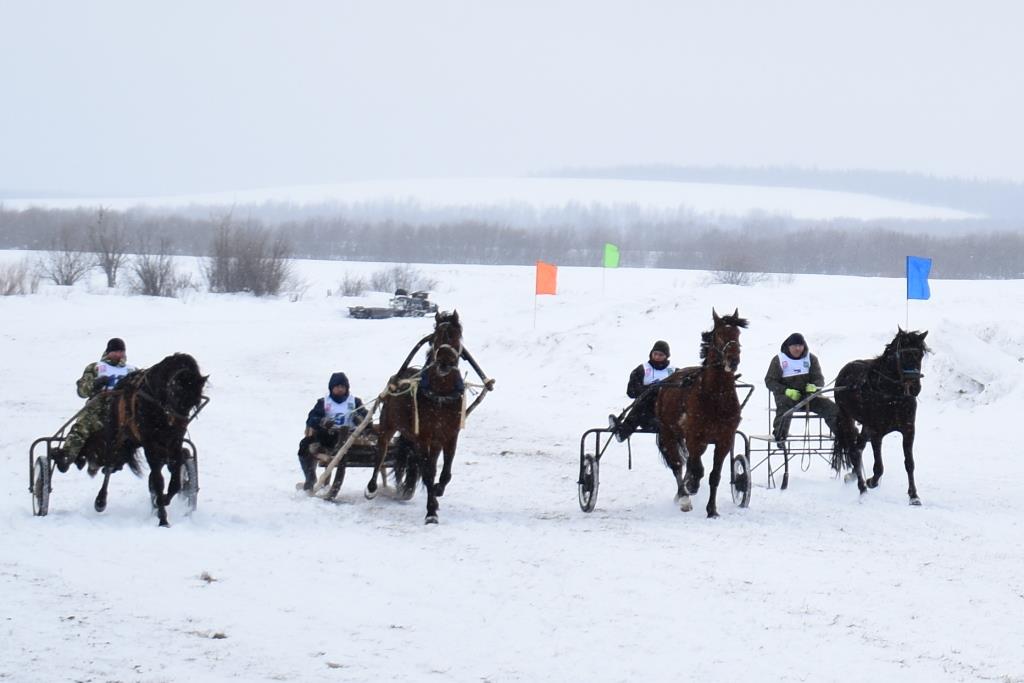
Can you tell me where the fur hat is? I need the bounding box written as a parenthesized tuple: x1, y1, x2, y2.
(328, 372, 350, 391)
(650, 340, 670, 357)
(104, 337, 126, 353)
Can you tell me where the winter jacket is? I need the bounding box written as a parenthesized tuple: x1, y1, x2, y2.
(305, 395, 367, 429)
(626, 359, 674, 399)
(76, 354, 137, 399)
(765, 342, 825, 398)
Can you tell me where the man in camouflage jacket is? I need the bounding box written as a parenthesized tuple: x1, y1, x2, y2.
(765, 332, 838, 442)
(56, 337, 137, 472)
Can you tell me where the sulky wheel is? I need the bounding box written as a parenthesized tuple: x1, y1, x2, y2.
(578, 454, 599, 513)
(730, 451, 752, 508)
(31, 454, 51, 517)
(180, 454, 199, 513)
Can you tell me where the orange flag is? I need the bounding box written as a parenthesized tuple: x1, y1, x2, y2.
(535, 260, 557, 295)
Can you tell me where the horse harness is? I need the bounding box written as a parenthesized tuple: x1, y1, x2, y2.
(116, 369, 208, 442)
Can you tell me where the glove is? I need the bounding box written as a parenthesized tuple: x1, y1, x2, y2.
(320, 417, 338, 430)
(784, 388, 802, 401)
(805, 384, 818, 393)
(92, 377, 109, 392)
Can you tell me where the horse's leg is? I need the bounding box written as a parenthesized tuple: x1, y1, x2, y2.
(148, 463, 169, 527)
(365, 420, 395, 500)
(656, 430, 688, 508)
(163, 449, 183, 506)
(866, 431, 884, 489)
(423, 443, 442, 524)
(705, 440, 731, 519)
(683, 436, 705, 496)
(94, 468, 113, 513)
(435, 431, 460, 497)
(902, 428, 920, 505)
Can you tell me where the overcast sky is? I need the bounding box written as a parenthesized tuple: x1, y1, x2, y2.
(2, 0, 1022, 196)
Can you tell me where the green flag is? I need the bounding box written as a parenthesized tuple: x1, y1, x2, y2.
(603, 243, 620, 268)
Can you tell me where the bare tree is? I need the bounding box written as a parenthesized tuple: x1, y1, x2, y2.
(129, 237, 192, 297)
(203, 218, 293, 296)
(38, 227, 92, 286)
(706, 254, 771, 286)
(89, 207, 128, 287)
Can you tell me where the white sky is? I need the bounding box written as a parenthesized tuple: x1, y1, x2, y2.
(2, 0, 1023, 196)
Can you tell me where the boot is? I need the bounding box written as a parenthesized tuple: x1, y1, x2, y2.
(51, 447, 72, 474)
(298, 454, 317, 491)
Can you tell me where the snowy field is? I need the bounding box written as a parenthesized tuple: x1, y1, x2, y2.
(2, 251, 1022, 682)
(2, 176, 977, 221)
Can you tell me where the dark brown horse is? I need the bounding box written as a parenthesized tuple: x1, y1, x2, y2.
(366, 311, 465, 524)
(654, 309, 748, 517)
(831, 329, 929, 505)
(80, 353, 208, 526)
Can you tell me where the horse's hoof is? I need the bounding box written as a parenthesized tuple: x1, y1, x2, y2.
(707, 510, 720, 519)
(678, 496, 693, 512)
(843, 472, 857, 484)
(424, 515, 439, 525)
(866, 478, 879, 489)
(159, 520, 170, 528)
(364, 486, 378, 500)
(909, 497, 922, 506)
(94, 501, 106, 513)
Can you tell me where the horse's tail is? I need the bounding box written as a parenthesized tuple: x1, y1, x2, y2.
(126, 450, 145, 477)
(830, 411, 856, 473)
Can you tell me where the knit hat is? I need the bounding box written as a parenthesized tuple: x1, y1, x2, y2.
(650, 340, 670, 357)
(105, 337, 126, 353)
(328, 372, 350, 391)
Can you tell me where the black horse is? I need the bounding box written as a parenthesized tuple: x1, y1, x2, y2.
(830, 329, 929, 505)
(80, 353, 208, 526)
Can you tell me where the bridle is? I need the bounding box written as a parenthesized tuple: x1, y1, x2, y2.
(135, 368, 209, 426)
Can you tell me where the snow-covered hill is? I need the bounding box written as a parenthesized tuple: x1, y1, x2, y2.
(2, 177, 978, 222)
(1, 253, 1021, 681)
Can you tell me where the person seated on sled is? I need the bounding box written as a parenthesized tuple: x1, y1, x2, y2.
(610, 340, 674, 442)
(296, 372, 368, 490)
(765, 332, 838, 444)
(55, 337, 137, 472)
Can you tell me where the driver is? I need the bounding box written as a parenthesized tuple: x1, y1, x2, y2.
(296, 372, 367, 491)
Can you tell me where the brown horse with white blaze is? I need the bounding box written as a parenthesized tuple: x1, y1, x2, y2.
(654, 309, 748, 517)
(365, 310, 466, 524)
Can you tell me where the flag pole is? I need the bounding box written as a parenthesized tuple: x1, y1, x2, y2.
(533, 293, 538, 330)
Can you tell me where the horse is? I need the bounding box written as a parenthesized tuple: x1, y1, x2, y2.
(654, 309, 748, 517)
(830, 329, 929, 505)
(366, 310, 465, 524)
(79, 353, 209, 526)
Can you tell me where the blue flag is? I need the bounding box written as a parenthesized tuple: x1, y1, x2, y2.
(906, 256, 932, 300)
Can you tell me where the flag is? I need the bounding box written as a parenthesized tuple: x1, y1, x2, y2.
(535, 260, 557, 295)
(603, 243, 620, 268)
(906, 256, 932, 300)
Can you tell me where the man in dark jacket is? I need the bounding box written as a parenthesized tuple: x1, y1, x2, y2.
(765, 332, 838, 442)
(296, 372, 367, 490)
(610, 340, 675, 442)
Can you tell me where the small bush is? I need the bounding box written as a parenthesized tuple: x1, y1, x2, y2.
(367, 264, 438, 292)
(338, 273, 367, 296)
(38, 228, 92, 286)
(0, 259, 39, 295)
(204, 220, 293, 296)
(128, 240, 192, 298)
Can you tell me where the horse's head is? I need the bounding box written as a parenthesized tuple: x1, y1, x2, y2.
(885, 328, 929, 397)
(701, 308, 748, 374)
(158, 354, 209, 422)
(430, 310, 463, 375)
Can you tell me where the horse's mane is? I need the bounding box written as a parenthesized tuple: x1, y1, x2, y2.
(699, 314, 749, 361)
(876, 329, 931, 362)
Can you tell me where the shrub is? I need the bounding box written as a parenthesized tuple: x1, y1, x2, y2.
(203, 220, 293, 296)
(0, 259, 39, 295)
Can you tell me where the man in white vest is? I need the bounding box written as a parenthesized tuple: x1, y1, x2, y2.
(765, 332, 838, 442)
(610, 340, 675, 442)
(297, 372, 367, 491)
(55, 337, 138, 472)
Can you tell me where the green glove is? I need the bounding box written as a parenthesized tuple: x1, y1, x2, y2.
(784, 388, 801, 401)
(805, 384, 818, 393)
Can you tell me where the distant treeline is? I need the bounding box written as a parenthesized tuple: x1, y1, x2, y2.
(554, 165, 1024, 220)
(2, 205, 1024, 279)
